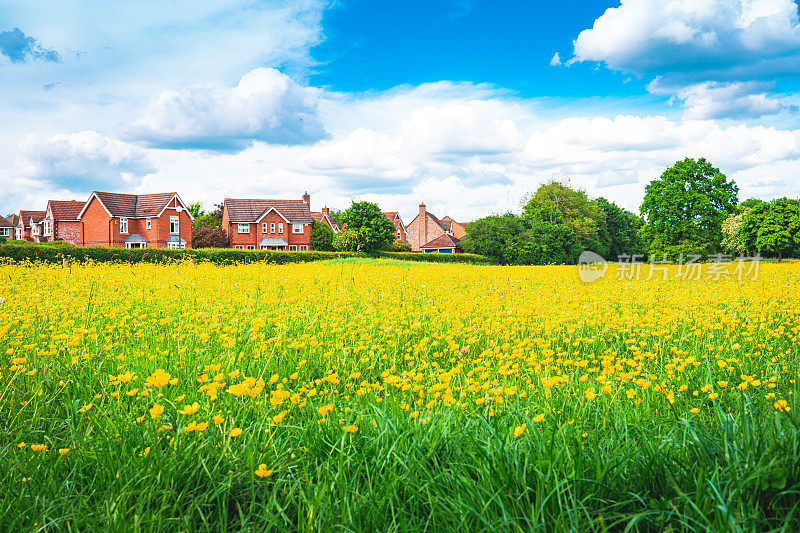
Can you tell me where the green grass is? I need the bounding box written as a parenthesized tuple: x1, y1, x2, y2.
(1, 261, 799, 531)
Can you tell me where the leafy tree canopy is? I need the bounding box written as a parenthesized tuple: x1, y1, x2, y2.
(310, 220, 335, 252)
(640, 157, 738, 255)
(336, 202, 395, 253)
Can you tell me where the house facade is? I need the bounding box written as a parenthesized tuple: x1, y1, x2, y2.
(15, 211, 46, 242)
(383, 212, 407, 243)
(78, 192, 193, 248)
(406, 203, 468, 252)
(221, 195, 313, 251)
(39, 200, 84, 245)
(0, 215, 13, 239)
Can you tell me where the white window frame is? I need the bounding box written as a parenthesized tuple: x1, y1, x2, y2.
(0, 228, 9, 237)
(246, 245, 255, 250)
(146, 218, 151, 229)
(238, 223, 250, 234)
(120, 218, 128, 234)
(170, 216, 179, 234)
(16, 228, 22, 240)
(292, 224, 303, 234)
(234, 244, 244, 250)
(278, 223, 284, 234)
(288, 245, 297, 251)
(299, 245, 308, 252)
(262, 223, 267, 233)
(270, 222, 276, 233)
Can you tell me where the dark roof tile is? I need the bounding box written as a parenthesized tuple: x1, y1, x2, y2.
(224, 198, 313, 224)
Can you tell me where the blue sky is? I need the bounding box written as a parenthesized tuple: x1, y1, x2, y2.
(2, 0, 800, 222)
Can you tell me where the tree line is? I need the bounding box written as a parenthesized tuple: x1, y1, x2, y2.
(463, 157, 800, 264)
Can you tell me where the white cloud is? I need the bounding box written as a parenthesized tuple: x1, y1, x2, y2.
(15, 130, 154, 191)
(570, 0, 800, 119)
(127, 68, 326, 151)
(670, 81, 792, 119)
(550, 52, 561, 66)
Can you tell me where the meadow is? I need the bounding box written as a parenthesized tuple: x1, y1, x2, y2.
(1, 258, 799, 531)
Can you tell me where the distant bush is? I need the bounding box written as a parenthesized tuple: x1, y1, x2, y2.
(390, 240, 413, 252)
(192, 226, 229, 248)
(377, 252, 493, 264)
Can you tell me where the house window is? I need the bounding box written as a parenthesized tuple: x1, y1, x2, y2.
(278, 223, 284, 234)
(16, 228, 22, 240)
(270, 222, 276, 233)
(43, 220, 50, 236)
(146, 218, 151, 229)
(397, 230, 401, 239)
(120, 218, 128, 234)
(0, 228, 8, 237)
(299, 245, 308, 252)
(238, 223, 250, 233)
(262, 223, 267, 233)
(246, 245, 255, 250)
(288, 245, 297, 251)
(292, 224, 303, 234)
(234, 245, 244, 249)
(167, 242, 179, 249)
(170, 216, 179, 234)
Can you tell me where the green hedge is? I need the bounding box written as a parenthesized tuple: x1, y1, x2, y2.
(0, 243, 494, 265)
(377, 251, 494, 264)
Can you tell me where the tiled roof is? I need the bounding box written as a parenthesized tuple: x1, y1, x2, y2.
(421, 233, 462, 249)
(224, 198, 313, 224)
(47, 200, 85, 220)
(20, 210, 46, 227)
(0, 215, 12, 228)
(93, 191, 177, 218)
(311, 212, 324, 221)
(7, 214, 20, 227)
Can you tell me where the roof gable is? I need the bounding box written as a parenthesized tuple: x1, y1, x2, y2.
(0, 215, 12, 228)
(78, 191, 182, 219)
(19, 210, 46, 227)
(47, 200, 85, 221)
(224, 198, 313, 224)
(420, 233, 462, 249)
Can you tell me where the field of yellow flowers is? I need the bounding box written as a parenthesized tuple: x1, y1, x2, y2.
(1, 258, 799, 531)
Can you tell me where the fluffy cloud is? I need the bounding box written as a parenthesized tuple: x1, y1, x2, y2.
(0, 27, 60, 63)
(570, 0, 800, 118)
(16, 130, 154, 191)
(128, 68, 326, 151)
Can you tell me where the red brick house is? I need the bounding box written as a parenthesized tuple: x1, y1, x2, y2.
(221, 195, 313, 250)
(311, 205, 340, 233)
(0, 215, 13, 240)
(39, 200, 84, 245)
(15, 210, 46, 242)
(78, 191, 193, 248)
(406, 203, 468, 252)
(383, 212, 407, 243)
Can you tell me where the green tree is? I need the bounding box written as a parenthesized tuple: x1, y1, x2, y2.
(740, 198, 800, 261)
(522, 181, 607, 255)
(187, 202, 204, 219)
(193, 208, 222, 228)
(596, 198, 644, 259)
(310, 220, 335, 251)
(337, 202, 395, 253)
(461, 214, 528, 264)
(640, 158, 738, 256)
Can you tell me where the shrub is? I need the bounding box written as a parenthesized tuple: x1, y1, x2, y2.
(192, 226, 229, 248)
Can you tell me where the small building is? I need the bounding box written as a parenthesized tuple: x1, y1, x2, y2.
(383, 212, 407, 243)
(406, 202, 468, 252)
(39, 200, 85, 245)
(0, 215, 13, 240)
(15, 210, 46, 242)
(78, 191, 193, 248)
(419, 233, 463, 254)
(221, 194, 313, 251)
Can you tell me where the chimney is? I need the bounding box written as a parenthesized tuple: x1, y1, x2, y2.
(322, 206, 329, 216)
(302, 191, 311, 206)
(419, 202, 427, 249)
